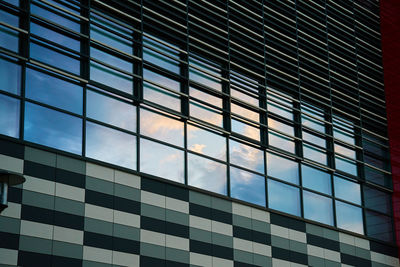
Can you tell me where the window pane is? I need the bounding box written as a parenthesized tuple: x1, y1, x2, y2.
(143, 48, 179, 74)
(336, 200, 364, 235)
(0, 94, 19, 138)
(140, 109, 183, 147)
(268, 118, 294, 136)
(268, 179, 300, 216)
(140, 139, 184, 183)
(303, 190, 333, 225)
(188, 153, 227, 195)
(90, 62, 132, 94)
(87, 90, 136, 132)
(303, 144, 327, 165)
(24, 102, 82, 154)
(31, 3, 80, 32)
(303, 131, 325, 147)
(267, 153, 298, 184)
(143, 82, 180, 112)
(187, 124, 226, 160)
(301, 165, 331, 195)
(363, 186, 391, 214)
(91, 47, 132, 72)
(335, 156, 357, 176)
(26, 68, 83, 114)
(0, 25, 18, 53)
(365, 211, 393, 242)
(190, 102, 223, 127)
(364, 166, 391, 188)
(231, 119, 260, 141)
(189, 59, 222, 91)
(230, 166, 265, 206)
(31, 22, 80, 51)
(335, 144, 356, 159)
(86, 122, 136, 169)
(143, 69, 180, 92)
(230, 140, 264, 174)
(0, 56, 20, 95)
(334, 176, 361, 205)
(268, 132, 295, 154)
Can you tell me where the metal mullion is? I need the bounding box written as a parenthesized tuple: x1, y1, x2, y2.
(89, 20, 136, 44)
(85, 118, 137, 137)
(94, 0, 140, 23)
(143, 43, 185, 65)
(29, 59, 87, 83)
(188, 14, 228, 36)
(143, 14, 186, 38)
(90, 8, 140, 34)
(91, 39, 140, 62)
(143, 79, 187, 99)
(139, 135, 185, 153)
(90, 57, 138, 79)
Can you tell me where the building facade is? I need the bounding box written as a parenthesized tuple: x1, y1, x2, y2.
(0, 0, 398, 266)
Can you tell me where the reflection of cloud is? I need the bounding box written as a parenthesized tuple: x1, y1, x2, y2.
(230, 140, 263, 173)
(230, 166, 265, 206)
(243, 125, 259, 140)
(190, 144, 206, 154)
(187, 125, 226, 160)
(160, 152, 180, 164)
(334, 144, 355, 158)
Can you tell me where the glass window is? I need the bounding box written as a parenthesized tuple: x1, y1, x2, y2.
(363, 186, 391, 214)
(334, 176, 361, 205)
(230, 166, 265, 206)
(31, 3, 80, 32)
(86, 122, 136, 169)
(188, 153, 227, 195)
(365, 211, 393, 242)
(24, 102, 82, 154)
(0, 9, 18, 27)
(301, 165, 331, 195)
(364, 166, 391, 188)
(90, 61, 133, 94)
(140, 109, 183, 147)
(143, 68, 180, 92)
(91, 47, 132, 72)
(143, 35, 180, 74)
(4, 0, 19, 6)
(303, 191, 333, 226)
(268, 179, 300, 216)
(303, 131, 325, 147)
(230, 140, 264, 174)
(87, 90, 136, 132)
(268, 131, 295, 154)
(189, 57, 222, 91)
(0, 56, 20, 95)
(335, 200, 364, 235)
(334, 143, 356, 159)
(303, 144, 327, 165)
(335, 156, 357, 176)
(140, 138, 184, 183)
(26, 68, 83, 114)
(190, 102, 223, 127)
(0, 94, 19, 138)
(267, 94, 293, 120)
(267, 153, 298, 184)
(268, 118, 294, 136)
(0, 24, 18, 53)
(302, 116, 325, 133)
(187, 124, 226, 160)
(30, 22, 80, 51)
(143, 81, 180, 112)
(231, 119, 260, 141)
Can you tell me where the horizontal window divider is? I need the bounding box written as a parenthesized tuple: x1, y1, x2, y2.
(143, 79, 187, 98)
(189, 1, 227, 20)
(91, 39, 141, 62)
(359, 92, 386, 106)
(0, 89, 22, 100)
(364, 180, 393, 193)
(264, 25, 297, 44)
(139, 134, 184, 151)
(86, 118, 137, 136)
(30, 59, 88, 83)
(328, 33, 357, 50)
(354, 2, 379, 19)
(263, 5, 296, 25)
(298, 48, 328, 65)
(327, 15, 354, 34)
(355, 20, 381, 39)
(90, 21, 137, 44)
(302, 188, 333, 200)
(266, 175, 300, 189)
(141, 102, 187, 120)
(228, 162, 264, 177)
(231, 113, 261, 128)
(357, 55, 384, 70)
(189, 98, 223, 113)
(232, 97, 265, 113)
(25, 98, 82, 118)
(229, 11, 263, 31)
(94, 0, 141, 23)
(230, 83, 264, 97)
(38, 0, 88, 21)
(355, 36, 382, 53)
(189, 117, 229, 135)
(0, 21, 28, 34)
(143, 6, 186, 29)
(187, 150, 226, 165)
(90, 57, 138, 78)
(327, 2, 352, 15)
(188, 14, 228, 35)
(300, 87, 331, 103)
(189, 65, 227, 84)
(268, 128, 299, 141)
(229, 20, 265, 39)
(31, 34, 82, 56)
(267, 45, 298, 63)
(143, 16, 187, 38)
(0, 48, 28, 61)
(358, 72, 384, 87)
(229, 42, 264, 60)
(230, 61, 264, 80)
(267, 87, 298, 104)
(330, 89, 360, 105)
(303, 158, 335, 173)
(157, 0, 187, 14)
(143, 33, 186, 55)
(189, 37, 229, 58)
(297, 29, 328, 47)
(230, 0, 263, 19)
(360, 107, 387, 122)
(194, 0, 227, 15)
(90, 9, 141, 34)
(299, 67, 330, 84)
(266, 65, 298, 82)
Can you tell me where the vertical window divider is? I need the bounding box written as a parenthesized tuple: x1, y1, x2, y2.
(82, 0, 89, 157)
(137, 0, 144, 173)
(226, 1, 232, 198)
(183, 0, 189, 186)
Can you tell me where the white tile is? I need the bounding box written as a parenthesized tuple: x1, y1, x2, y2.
(141, 191, 165, 208)
(0, 248, 18, 265)
(166, 197, 189, 213)
(189, 215, 211, 231)
(190, 252, 212, 267)
(232, 202, 252, 218)
(53, 226, 83, 244)
(253, 243, 271, 257)
(113, 210, 140, 228)
(288, 229, 306, 243)
(140, 229, 165, 246)
(114, 170, 140, 189)
(86, 163, 114, 182)
(354, 237, 370, 250)
(212, 220, 232, 236)
(341, 264, 353, 267)
(83, 246, 112, 264)
(166, 235, 189, 251)
(251, 208, 270, 223)
(20, 220, 53, 239)
(272, 258, 291, 267)
(271, 224, 289, 239)
(339, 232, 355, 246)
(0, 154, 23, 173)
(307, 244, 324, 258)
(55, 183, 85, 202)
(370, 252, 386, 264)
(233, 238, 253, 253)
(290, 263, 307, 267)
(323, 248, 341, 262)
(23, 176, 55, 195)
(112, 251, 139, 267)
(85, 204, 113, 222)
(212, 257, 233, 267)
(0, 202, 21, 219)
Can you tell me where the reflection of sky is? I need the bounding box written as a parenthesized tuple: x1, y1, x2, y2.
(86, 122, 136, 169)
(267, 153, 298, 184)
(303, 190, 333, 226)
(91, 47, 131, 72)
(3, 0, 19, 7)
(143, 68, 180, 91)
(140, 109, 183, 147)
(0, 94, 19, 138)
(336, 200, 364, 235)
(268, 118, 293, 136)
(301, 165, 331, 194)
(90, 62, 132, 94)
(334, 176, 361, 204)
(268, 132, 295, 153)
(143, 82, 180, 112)
(189, 69, 222, 91)
(0, 26, 18, 53)
(333, 128, 355, 145)
(231, 119, 259, 141)
(31, 22, 80, 51)
(230, 166, 265, 206)
(187, 124, 226, 160)
(87, 90, 135, 132)
(188, 153, 227, 195)
(303, 131, 325, 147)
(268, 179, 300, 216)
(143, 49, 179, 74)
(31, 3, 80, 32)
(26, 68, 83, 114)
(0, 9, 18, 26)
(140, 138, 184, 183)
(190, 87, 221, 107)
(0, 57, 20, 95)
(302, 116, 324, 133)
(334, 144, 356, 159)
(231, 87, 258, 106)
(31, 42, 80, 75)
(230, 139, 264, 174)
(231, 103, 258, 121)
(24, 102, 82, 154)
(46, 0, 80, 15)
(303, 144, 327, 165)
(190, 102, 223, 127)
(335, 156, 357, 176)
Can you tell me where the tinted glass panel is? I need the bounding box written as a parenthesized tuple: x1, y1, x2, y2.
(363, 186, 391, 214)
(267, 153, 298, 184)
(0, 57, 20, 95)
(230, 166, 265, 206)
(31, 22, 80, 51)
(87, 90, 136, 132)
(143, 82, 180, 112)
(268, 179, 300, 216)
(335, 144, 356, 159)
(188, 153, 227, 195)
(31, 3, 80, 32)
(230, 140, 264, 174)
(335, 156, 357, 176)
(0, 25, 18, 53)
(86, 122, 136, 169)
(365, 211, 393, 242)
(303, 191, 333, 225)
(187, 125, 226, 160)
(91, 47, 131, 72)
(143, 69, 180, 92)
(303, 145, 327, 165)
(26, 68, 82, 114)
(24, 102, 82, 154)
(268, 132, 295, 154)
(336, 200, 364, 235)
(231, 119, 260, 141)
(0, 94, 19, 138)
(303, 131, 325, 147)
(140, 138, 184, 183)
(268, 118, 293, 135)
(334, 176, 361, 205)
(302, 165, 331, 195)
(90, 62, 133, 94)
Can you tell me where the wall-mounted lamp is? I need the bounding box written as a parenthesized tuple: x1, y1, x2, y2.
(0, 170, 25, 213)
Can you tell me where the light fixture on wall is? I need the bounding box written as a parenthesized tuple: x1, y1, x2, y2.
(0, 170, 25, 213)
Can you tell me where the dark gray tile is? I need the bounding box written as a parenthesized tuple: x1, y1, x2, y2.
(25, 147, 56, 167)
(114, 184, 140, 202)
(52, 240, 83, 259)
(56, 154, 86, 174)
(234, 249, 253, 265)
(19, 235, 52, 255)
(113, 223, 140, 241)
(86, 177, 114, 195)
(141, 203, 165, 221)
(140, 243, 165, 259)
(189, 191, 211, 207)
(54, 197, 85, 216)
(84, 218, 113, 236)
(22, 190, 54, 210)
(166, 209, 189, 226)
(166, 247, 189, 264)
(0, 216, 20, 234)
